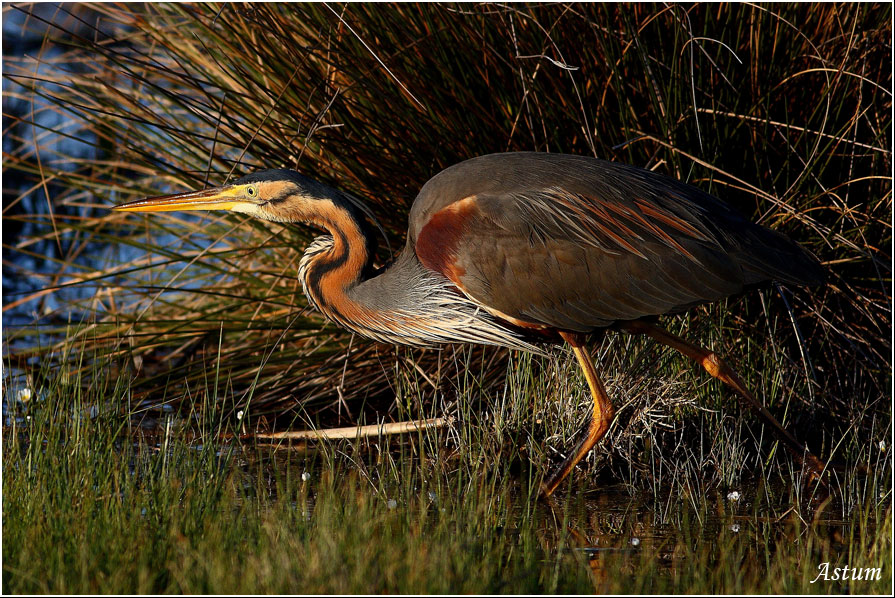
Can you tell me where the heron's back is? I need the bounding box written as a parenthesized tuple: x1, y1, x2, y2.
(409, 152, 823, 332)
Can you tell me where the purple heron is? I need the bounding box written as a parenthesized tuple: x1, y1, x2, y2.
(113, 152, 827, 496)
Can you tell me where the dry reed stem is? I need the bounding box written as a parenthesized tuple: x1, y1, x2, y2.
(248, 416, 449, 440)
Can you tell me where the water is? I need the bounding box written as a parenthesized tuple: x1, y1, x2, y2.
(3, 7, 108, 326)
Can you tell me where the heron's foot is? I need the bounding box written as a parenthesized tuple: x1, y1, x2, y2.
(539, 416, 611, 499)
(542, 334, 616, 499)
(620, 320, 829, 487)
(540, 453, 580, 499)
(805, 453, 829, 482)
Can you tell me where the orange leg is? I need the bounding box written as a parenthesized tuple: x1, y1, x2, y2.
(540, 332, 615, 498)
(620, 320, 826, 480)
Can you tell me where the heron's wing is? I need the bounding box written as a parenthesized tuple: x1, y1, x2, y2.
(415, 184, 826, 334)
(414, 187, 744, 331)
(410, 153, 822, 331)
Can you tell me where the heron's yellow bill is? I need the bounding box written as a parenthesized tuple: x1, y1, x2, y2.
(112, 186, 248, 213)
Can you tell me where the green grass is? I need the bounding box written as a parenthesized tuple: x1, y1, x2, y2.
(3, 337, 891, 594)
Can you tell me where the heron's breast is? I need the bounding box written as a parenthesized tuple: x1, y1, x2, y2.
(414, 195, 480, 283)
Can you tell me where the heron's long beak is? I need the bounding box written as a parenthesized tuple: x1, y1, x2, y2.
(112, 185, 251, 213)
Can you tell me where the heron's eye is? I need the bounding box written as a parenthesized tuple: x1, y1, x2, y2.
(246, 185, 258, 198)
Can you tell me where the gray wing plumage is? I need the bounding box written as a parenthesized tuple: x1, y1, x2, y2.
(411, 152, 824, 333)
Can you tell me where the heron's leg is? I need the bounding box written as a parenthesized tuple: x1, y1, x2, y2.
(620, 320, 826, 480)
(540, 332, 615, 498)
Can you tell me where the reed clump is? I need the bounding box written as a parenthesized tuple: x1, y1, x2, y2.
(3, 2, 890, 483)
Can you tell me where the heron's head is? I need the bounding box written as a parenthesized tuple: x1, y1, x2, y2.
(112, 169, 345, 224)
(113, 168, 388, 263)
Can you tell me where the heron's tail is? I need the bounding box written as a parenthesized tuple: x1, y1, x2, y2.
(731, 225, 826, 288)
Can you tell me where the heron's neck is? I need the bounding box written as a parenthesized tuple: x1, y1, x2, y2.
(295, 197, 539, 352)
(297, 199, 379, 332)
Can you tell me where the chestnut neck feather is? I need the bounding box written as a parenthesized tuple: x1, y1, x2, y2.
(292, 189, 537, 352)
(296, 192, 379, 326)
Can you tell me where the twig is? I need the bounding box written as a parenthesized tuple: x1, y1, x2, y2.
(248, 417, 450, 440)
